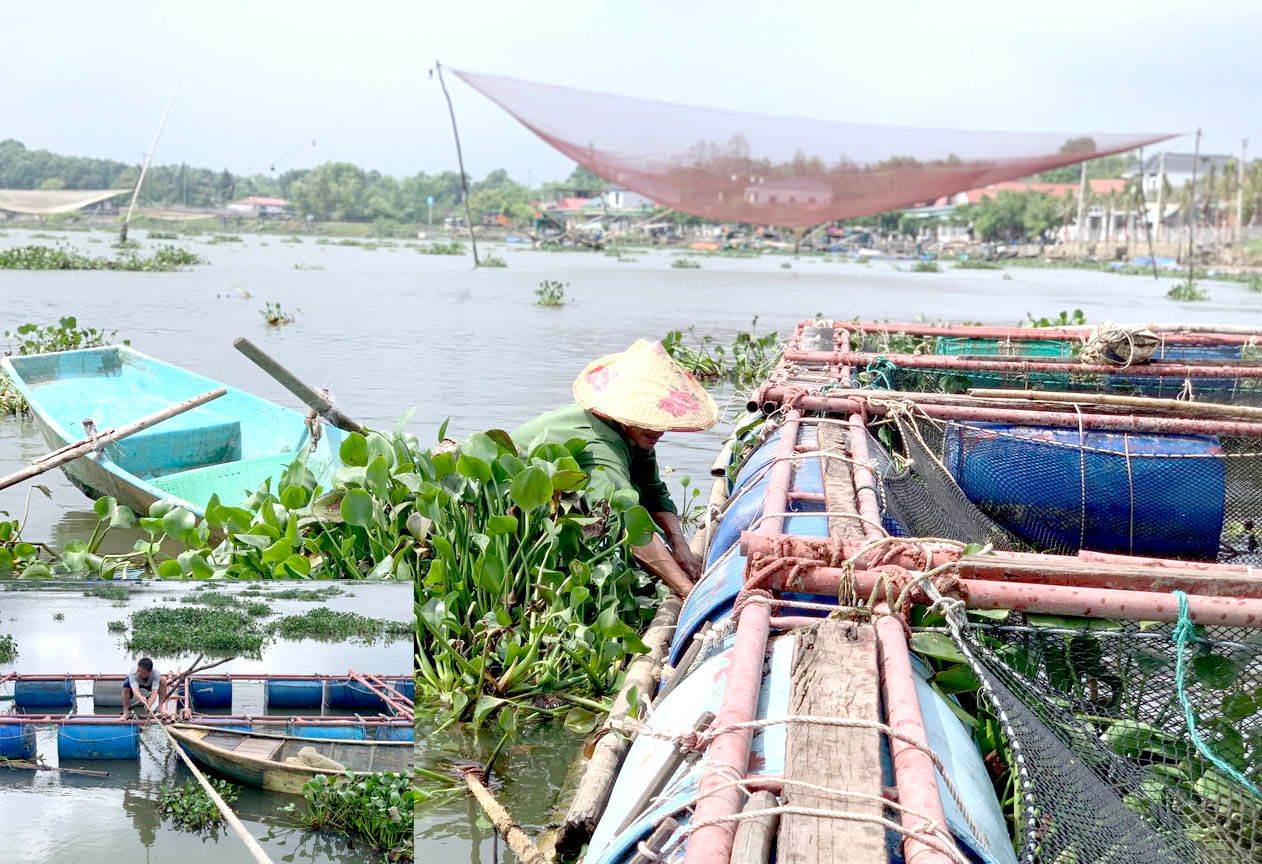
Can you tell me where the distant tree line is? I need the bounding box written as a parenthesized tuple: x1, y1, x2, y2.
(0, 139, 606, 225)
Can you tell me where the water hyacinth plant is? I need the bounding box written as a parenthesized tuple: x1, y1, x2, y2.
(662, 318, 783, 388)
(292, 772, 414, 861)
(414, 427, 662, 726)
(159, 778, 241, 830)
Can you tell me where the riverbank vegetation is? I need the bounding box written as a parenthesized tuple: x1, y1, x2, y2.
(535, 279, 566, 306)
(292, 772, 414, 862)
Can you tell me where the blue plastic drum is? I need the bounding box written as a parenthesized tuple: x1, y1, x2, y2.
(374, 725, 415, 742)
(945, 422, 1225, 558)
(0, 724, 36, 759)
(286, 722, 366, 740)
(324, 679, 384, 710)
(14, 678, 76, 708)
(58, 723, 140, 760)
(264, 678, 324, 708)
(189, 677, 233, 710)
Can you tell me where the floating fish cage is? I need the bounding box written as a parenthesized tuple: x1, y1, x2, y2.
(749, 321, 1262, 565)
(561, 326, 1262, 864)
(57, 722, 141, 760)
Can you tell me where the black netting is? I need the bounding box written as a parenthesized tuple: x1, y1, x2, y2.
(869, 412, 1262, 565)
(946, 618, 1262, 863)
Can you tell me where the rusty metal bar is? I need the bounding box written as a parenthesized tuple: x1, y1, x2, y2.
(784, 349, 1262, 379)
(828, 320, 1260, 347)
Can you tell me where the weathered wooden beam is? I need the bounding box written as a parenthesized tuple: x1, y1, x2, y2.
(778, 620, 885, 864)
(817, 422, 865, 543)
(732, 789, 780, 864)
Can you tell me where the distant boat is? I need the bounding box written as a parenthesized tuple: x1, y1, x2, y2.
(166, 723, 412, 794)
(0, 346, 345, 517)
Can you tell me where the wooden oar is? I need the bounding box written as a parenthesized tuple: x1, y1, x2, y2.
(0, 388, 226, 494)
(232, 338, 364, 434)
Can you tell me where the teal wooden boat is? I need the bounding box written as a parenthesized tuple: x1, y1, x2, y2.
(0, 346, 345, 517)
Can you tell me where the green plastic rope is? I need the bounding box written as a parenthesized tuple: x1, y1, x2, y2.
(1170, 590, 1262, 801)
(862, 356, 898, 390)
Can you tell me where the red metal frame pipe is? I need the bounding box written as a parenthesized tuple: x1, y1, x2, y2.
(784, 349, 1262, 379)
(738, 532, 1262, 598)
(685, 411, 803, 864)
(759, 566, 1262, 626)
(0, 714, 409, 726)
(766, 390, 1262, 437)
(875, 605, 957, 864)
(826, 320, 1258, 347)
(845, 412, 887, 542)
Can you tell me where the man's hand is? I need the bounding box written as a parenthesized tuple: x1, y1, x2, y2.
(673, 544, 704, 582)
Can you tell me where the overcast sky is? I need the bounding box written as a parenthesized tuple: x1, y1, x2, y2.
(2, 0, 1259, 184)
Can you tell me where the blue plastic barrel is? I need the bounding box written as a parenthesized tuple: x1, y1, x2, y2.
(189, 677, 233, 710)
(945, 422, 1225, 558)
(264, 678, 324, 708)
(0, 724, 36, 759)
(324, 679, 384, 710)
(374, 725, 415, 742)
(57, 723, 140, 759)
(286, 722, 366, 740)
(191, 719, 252, 733)
(388, 678, 415, 701)
(14, 678, 76, 708)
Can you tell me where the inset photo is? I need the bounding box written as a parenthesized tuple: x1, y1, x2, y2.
(0, 580, 412, 863)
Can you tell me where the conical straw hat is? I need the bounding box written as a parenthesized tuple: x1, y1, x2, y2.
(573, 340, 720, 432)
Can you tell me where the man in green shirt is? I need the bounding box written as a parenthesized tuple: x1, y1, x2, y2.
(513, 340, 719, 596)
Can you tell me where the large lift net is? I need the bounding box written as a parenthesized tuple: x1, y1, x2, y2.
(455, 70, 1173, 228)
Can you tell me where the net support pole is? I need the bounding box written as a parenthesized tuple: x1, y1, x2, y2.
(685, 410, 802, 864)
(434, 61, 480, 267)
(121, 88, 178, 243)
(874, 605, 957, 864)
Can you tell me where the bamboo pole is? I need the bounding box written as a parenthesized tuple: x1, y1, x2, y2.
(462, 768, 548, 864)
(0, 388, 226, 493)
(120, 89, 178, 243)
(556, 595, 682, 855)
(967, 387, 1262, 419)
(732, 790, 780, 864)
(232, 338, 364, 433)
(157, 723, 276, 864)
(0, 757, 110, 777)
(434, 61, 480, 267)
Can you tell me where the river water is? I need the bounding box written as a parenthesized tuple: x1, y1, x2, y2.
(2, 226, 1261, 862)
(0, 581, 411, 864)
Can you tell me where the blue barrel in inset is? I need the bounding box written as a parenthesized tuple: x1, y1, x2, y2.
(374, 725, 414, 742)
(14, 678, 76, 708)
(191, 719, 252, 733)
(189, 677, 233, 710)
(286, 722, 366, 740)
(387, 678, 414, 701)
(945, 422, 1225, 558)
(324, 679, 384, 710)
(0, 724, 36, 759)
(57, 723, 140, 759)
(264, 678, 324, 708)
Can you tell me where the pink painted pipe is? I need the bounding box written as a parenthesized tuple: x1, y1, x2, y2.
(738, 532, 1262, 599)
(785, 349, 1262, 379)
(817, 320, 1259, 347)
(755, 565, 1262, 626)
(685, 411, 803, 864)
(845, 411, 888, 542)
(760, 389, 1262, 437)
(875, 605, 957, 864)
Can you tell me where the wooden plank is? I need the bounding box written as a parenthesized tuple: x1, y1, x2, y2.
(817, 422, 866, 542)
(732, 789, 780, 864)
(778, 621, 886, 864)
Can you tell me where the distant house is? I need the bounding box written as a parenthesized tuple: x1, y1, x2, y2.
(744, 179, 833, 206)
(226, 196, 290, 218)
(541, 188, 657, 234)
(1137, 153, 1234, 195)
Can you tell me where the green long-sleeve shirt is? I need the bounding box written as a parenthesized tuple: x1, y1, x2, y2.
(511, 403, 677, 515)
